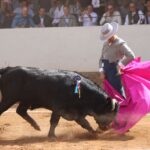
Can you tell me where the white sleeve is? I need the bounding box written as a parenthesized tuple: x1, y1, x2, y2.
(124, 15, 129, 25)
(92, 0, 100, 7)
(92, 0, 95, 6)
(100, 14, 106, 25)
(138, 10, 145, 24)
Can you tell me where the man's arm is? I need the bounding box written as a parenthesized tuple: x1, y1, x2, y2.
(119, 43, 135, 66)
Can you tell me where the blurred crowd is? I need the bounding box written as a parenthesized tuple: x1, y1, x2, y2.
(0, 0, 150, 28)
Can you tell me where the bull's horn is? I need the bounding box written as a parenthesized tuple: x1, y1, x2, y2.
(112, 99, 117, 111)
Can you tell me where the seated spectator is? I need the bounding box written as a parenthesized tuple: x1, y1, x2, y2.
(91, 0, 100, 17)
(100, 3, 122, 25)
(79, 5, 98, 26)
(98, 0, 107, 20)
(59, 5, 78, 27)
(13, 0, 34, 17)
(48, 0, 57, 19)
(1, 3, 14, 28)
(117, 0, 129, 24)
(145, 0, 150, 24)
(69, 0, 81, 18)
(124, 2, 145, 25)
(33, 7, 51, 27)
(52, 0, 64, 26)
(11, 6, 35, 28)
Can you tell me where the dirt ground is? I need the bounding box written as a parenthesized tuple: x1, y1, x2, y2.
(0, 109, 149, 150)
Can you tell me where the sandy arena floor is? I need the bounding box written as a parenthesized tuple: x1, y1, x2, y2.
(0, 109, 150, 150)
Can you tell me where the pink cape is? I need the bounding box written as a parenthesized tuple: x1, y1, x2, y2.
(103, 58, 150, 134)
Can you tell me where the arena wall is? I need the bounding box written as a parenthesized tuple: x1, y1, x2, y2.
(0, 25, 149, 71)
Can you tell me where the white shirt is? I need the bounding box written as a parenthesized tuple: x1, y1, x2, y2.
(92, 0, 100, 8)
(81, 12, 98, 26)
(40, 17, 45, 27)
(52, 6, 64, 24)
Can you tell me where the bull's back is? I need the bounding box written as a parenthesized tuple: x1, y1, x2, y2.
(0, 67, 105, 111)
(1, 67, 79, 103)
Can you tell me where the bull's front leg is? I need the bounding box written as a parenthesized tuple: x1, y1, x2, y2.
(48, 112, 60, 139)
(75, 117, 95, 134)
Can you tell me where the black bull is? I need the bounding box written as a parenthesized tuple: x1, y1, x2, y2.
(0, 67, 119, 138)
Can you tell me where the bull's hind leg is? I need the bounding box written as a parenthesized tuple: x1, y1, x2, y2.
(16, 102, 41, 131)
(48, 112, 60, 139)
(0, 98, 17, 115)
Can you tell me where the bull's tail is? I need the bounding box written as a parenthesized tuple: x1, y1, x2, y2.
(0, 67, 11, 75)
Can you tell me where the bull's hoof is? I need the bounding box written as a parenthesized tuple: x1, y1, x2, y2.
(33, 125, 41, 131)
(89, 129, 97, 135)
(89, 130, 99, 138)
(96, 127, 103, 133)
(48, 134, 57, 141)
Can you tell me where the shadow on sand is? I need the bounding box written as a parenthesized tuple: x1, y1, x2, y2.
(0, 132, 134, 145)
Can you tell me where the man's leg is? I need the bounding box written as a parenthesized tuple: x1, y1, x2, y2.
(105, 64, 123, 95)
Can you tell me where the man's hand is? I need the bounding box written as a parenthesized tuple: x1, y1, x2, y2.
(117, 65, 123, 75)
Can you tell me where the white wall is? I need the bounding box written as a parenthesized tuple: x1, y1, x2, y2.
(0, 25, 149, 71)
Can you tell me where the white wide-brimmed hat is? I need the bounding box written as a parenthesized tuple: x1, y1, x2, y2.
(100, 22, 119, 41)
